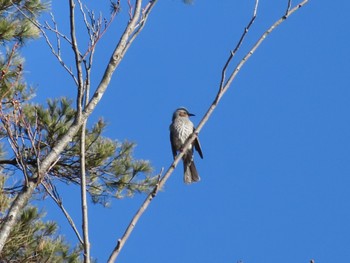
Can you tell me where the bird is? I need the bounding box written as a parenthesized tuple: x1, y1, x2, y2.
(169, 107, 203, 184)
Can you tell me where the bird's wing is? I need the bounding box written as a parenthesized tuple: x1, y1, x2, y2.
(193, 128, 203, 159)
(169, 127, 177, 159)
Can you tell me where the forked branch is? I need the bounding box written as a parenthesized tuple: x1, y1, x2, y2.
(42, 179, 84, 245)
(219, 0, 259, 92)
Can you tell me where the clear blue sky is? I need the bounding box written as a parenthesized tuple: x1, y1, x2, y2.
(22, 0, 350, 262)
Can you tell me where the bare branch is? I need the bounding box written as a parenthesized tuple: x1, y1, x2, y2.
(83, 0, 143, 117)
(77, 0, 94, 37)
(80, 120, 90, 263)
(9, 1, 79, 85)
(49, 12, 61, 57)
(69, 0, 85, 121)
(42, 180, 84, 245)
(81, 7, 118, 60)
(41, 29, 78, 85)
(220, 0, 308, 98)
(125, 0, 158, 51)
(43, 13, 73, 46)
(285, 0, 292, 16)
(127, 0, 133, 20)
(107, 168, 163, 263)
(80, 28, 92, 262)
(219, 0, 259, 92)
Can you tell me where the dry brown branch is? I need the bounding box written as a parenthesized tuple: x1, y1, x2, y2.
(106, 0, 309, 261)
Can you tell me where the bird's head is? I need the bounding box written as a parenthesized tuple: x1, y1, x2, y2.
(172, 107, 195, 120)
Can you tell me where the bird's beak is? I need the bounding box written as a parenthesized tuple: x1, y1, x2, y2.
(188, 113, 195, 116)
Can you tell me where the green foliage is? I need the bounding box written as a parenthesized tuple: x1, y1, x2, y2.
(0, 0, 47, 45)
(0, 1, 158, 259)
(0, 174, 83, 262)
(0, 0, 157, 207)
(0, 45, 34, 105)
(0, 0, 45, 102)
(0, 0, 157, 206)
(20, 98, 158, 205)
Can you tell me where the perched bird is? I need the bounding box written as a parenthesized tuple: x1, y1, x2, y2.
(169, 107, 203, 184)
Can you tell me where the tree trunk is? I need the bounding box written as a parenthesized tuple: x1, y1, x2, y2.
(0, 181, 36, 252)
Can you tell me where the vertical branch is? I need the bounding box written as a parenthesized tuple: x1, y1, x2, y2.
(80, 117, 90, 263)
(79, 42, 93, 263)
(69, 0, 84, 120)
(127, 0, 134, 20)
(69, 0, 91, 261)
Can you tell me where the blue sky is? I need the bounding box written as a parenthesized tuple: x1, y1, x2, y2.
(20, 0, 350, 262)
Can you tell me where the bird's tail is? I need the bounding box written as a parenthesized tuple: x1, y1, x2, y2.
(183, 153, 200, 184)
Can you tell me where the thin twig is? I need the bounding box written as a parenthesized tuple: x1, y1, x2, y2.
(43, 19, 73, 46)
(221, 0, 308, 98)
(77, 0, 93, 37)
(81, 8, 118, 60)
(107, 1, 309, 261)
(285, 0, 292, 16)
(124, 0, 158, 52)
(127, 0, 133, 20)
(42, 180, 84, 244)
(219, 0, 258, 92)
(107, 168, 163, 263)
(49, 12, 61, 57)
(9, 0, 79, 85)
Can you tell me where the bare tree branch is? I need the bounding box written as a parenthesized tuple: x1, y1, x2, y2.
(42, 179, 84, 245)
(80, 120, 90, 263)
(69, 0, 85, 121)
(79, 7, 93, 256)
(219, 0, 259, 92)
(107, 0, 309, 261)
(107, 169, 163, 263)
(285, 0, 292, 16)
(125, 0, 158, 50)
(9, 0, 79, 85)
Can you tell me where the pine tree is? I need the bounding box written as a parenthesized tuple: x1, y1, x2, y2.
(0, 0, 157, 259)
(0, 174, 82, 262)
